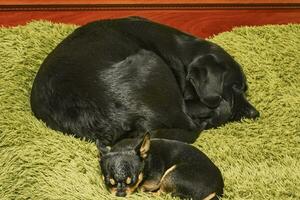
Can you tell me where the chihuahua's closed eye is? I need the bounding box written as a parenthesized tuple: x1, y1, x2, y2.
(97, 132, 224, 199)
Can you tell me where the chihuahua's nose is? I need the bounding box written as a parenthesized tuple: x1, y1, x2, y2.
(116, 191, 126, 197)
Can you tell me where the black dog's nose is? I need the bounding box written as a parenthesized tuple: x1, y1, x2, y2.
(116, 191, 127, 197)
(247, 108, 260, 119)
(243, 103, 260, 119)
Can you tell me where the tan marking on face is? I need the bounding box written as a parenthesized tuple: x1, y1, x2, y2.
(101, 175, 105, 181)
(110, 187, 117, 196)
(126, 177, 132, 185)
(125, 173, 144, 195)
(203, 192, 216, 200)
(109, 178, 116, 186)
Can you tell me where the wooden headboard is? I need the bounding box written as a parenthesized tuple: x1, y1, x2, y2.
(0, 0, 300, 38)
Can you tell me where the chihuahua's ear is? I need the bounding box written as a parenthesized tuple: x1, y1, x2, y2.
(135, 133, 151, 159)
(96, 139, 110, 157)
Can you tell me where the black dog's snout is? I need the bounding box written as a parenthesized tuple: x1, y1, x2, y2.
(234, 102, 260, 121)
(245, 107, 260, 119)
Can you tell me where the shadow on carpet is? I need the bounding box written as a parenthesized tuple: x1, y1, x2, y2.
(0, 21, 299, 200)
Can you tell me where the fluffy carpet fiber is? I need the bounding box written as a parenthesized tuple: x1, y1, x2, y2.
(0, 21, 299, 200)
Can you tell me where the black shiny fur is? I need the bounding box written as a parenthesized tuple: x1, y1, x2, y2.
(30, 16, 259, 146)
(98, 133, 224, 199)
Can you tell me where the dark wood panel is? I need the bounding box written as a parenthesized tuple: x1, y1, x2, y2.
(1, 0, 300, 5)
(1, 0, 300, 10)
(0, 9, 299, 38)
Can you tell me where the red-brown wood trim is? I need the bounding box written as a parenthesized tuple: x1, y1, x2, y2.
(1, 5, 300, 11)
(1, 0, 300, 10)
(1, 0, 300, 5)
(1, 1, 299, 38)
(1, 9, 299, 38)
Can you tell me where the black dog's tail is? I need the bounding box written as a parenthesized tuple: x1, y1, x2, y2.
(150, 128, 201, 144)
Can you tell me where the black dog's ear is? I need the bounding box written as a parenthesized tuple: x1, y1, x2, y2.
(183, 83, 196, 100)
(135, 133, 151, 159)
(187, 55, 223, 108)
(96, 139, 111, 157)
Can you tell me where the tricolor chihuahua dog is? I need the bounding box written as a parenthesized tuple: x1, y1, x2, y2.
(97, 133, 224, 199)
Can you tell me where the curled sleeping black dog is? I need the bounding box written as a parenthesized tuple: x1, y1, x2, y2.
(97, 132, 224, 199)
(30, 16, 259, 146)
(31, 48, 198, 145)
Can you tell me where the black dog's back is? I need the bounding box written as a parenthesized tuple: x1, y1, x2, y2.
(31, 38, 196, 145)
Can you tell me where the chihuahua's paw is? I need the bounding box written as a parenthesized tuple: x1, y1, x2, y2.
(140, 180, 160, 192)
(152, 189, 163, 196)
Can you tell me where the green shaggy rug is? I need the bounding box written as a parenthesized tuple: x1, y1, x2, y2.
(0, 21, 299, 200)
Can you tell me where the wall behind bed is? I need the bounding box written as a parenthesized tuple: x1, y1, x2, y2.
(0, 0, 300, 38)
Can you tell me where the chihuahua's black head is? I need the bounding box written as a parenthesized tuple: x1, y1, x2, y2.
(96, 134, 150, 197)
(185, 46, 259, 128)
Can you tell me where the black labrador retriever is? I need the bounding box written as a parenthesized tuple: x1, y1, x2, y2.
(30, 17, 259, 146)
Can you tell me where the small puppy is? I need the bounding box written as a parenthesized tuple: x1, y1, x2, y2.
(97, 133, 224, 199)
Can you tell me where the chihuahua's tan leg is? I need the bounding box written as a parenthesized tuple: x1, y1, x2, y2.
(157, 165, 177, 194)
(203, 192, 216, 200)
(142, 165, 177, 195)
(161, 165, 176, 182)
(140, 179, 161, 192)
(159, 164, 220, 200)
